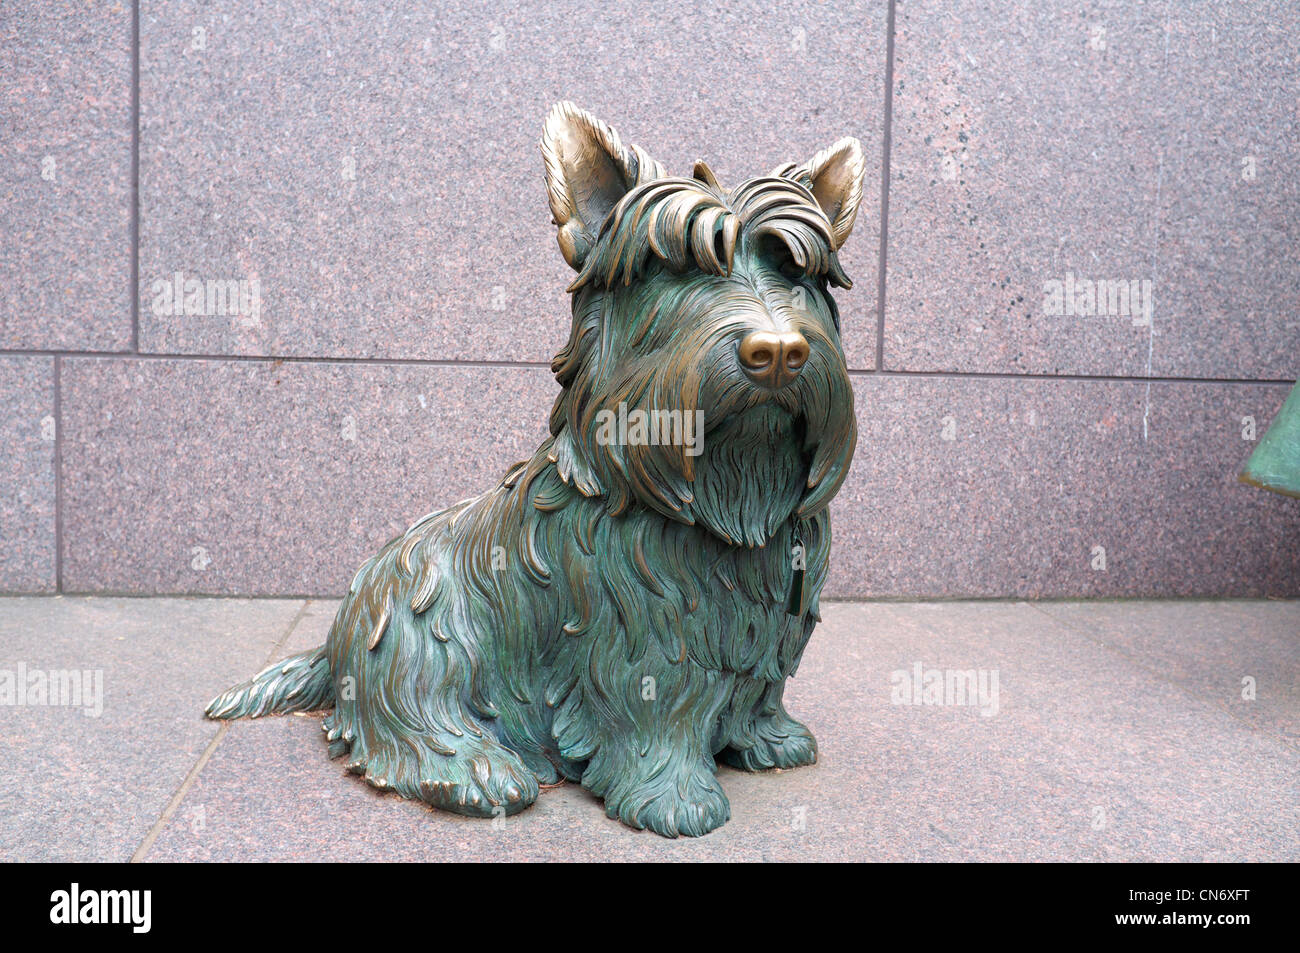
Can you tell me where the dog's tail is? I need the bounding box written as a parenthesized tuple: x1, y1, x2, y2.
(205, 645, 334, 720)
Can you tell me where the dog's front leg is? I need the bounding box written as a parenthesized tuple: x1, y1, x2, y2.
(556, 656, 734, 838)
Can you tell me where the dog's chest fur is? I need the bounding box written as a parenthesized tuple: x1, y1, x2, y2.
(527, 403, 822, 675)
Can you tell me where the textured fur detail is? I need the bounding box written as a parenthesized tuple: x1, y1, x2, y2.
(205, 646, 333, 719)
(207, 103, 864, 838)
(309, 441, 831, 833)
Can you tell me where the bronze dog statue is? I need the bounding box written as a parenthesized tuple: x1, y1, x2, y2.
(208, 102, 864, 837)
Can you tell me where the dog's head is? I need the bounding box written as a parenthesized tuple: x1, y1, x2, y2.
(541, 102, 861, 547)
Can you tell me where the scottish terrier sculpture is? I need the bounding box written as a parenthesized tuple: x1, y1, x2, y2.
(208, 103, 865, 838)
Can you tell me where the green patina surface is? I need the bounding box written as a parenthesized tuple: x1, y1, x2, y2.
(203, 103, 867, 838)
(1240, 381, 1300, 499)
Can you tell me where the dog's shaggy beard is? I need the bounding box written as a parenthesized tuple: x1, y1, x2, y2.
(682, 317, 856, 545)
(549, 278, 857, 547)
(690, 404, 806, 547)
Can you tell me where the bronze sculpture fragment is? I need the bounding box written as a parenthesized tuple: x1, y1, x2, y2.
(1240, 381, 1300, 499)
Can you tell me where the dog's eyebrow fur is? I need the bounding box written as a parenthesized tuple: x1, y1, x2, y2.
(569, 175, 852, 292)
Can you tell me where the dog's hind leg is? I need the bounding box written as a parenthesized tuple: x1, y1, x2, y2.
(331, 699, 540, 818)
(327, 685, 541, 819)
(719, 677, 817, 772)
(380, 733, 540, 819)
(324, 565, 540, 819)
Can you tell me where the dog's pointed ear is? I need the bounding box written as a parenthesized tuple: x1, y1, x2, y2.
(772, 137, 866, 250)
(541, 102, 665, 270)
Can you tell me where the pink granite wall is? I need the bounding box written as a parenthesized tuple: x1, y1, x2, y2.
(2, 1, 1298, 597)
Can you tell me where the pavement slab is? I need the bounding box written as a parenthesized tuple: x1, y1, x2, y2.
(34, 596, 1284, 863)
(1034, 600, 1300, 744)
(0, 596, 306, 861)
(1, 596, 1293, 861)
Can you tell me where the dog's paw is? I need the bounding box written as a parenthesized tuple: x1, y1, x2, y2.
(606, 767, 731, 838)
(721, 712, 817, 772)
(413, 743, 540, 818)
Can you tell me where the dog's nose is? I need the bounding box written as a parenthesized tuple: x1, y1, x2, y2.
(738, 330, 809, 388)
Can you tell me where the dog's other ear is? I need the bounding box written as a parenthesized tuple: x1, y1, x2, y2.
(541, 102, 665, 270)
(772, 137, 865, 250)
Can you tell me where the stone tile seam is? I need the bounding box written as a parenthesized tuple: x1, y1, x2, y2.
(2, 349, 1292, 386)
(128, 598, 314, 863)
(129, 0, 141, 354)
(52, 357, 63, 593)
(874, 0, 896, 372)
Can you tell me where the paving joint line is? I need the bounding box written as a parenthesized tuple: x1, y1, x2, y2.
(129, 598, 314, 862)
(873, 0, 896, 372)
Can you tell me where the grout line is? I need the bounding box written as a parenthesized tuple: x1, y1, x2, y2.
(1142, 152, 1164, 441)
(852, 368, 1296, 386)
(5, 590, 1292, 604)
(23, 589, 342, 601)
(0, 349, 553, 369)
(129, 0, 141, 353)
(1026, 601, 1300, 756)
(852, 366, 1300, 384)
(1, 348, 1292, 386)
(128, 723, 232, 862)
(129, 598, 314, 863)
(52, 358, 63, 593)
(874, 0, 897, 373)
